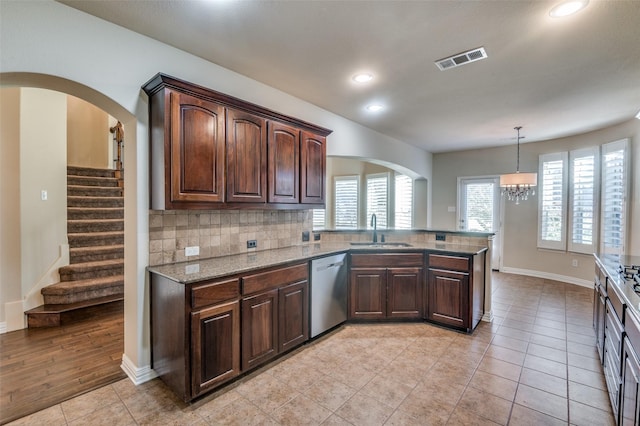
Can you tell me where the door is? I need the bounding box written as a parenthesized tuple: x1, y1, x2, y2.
(191, 300, 240, 397)
(300, 131, 326, 204)
(427, 268, 469, 329)
(279, 280, 309, 352)
(241, 289, 278, 370)
(387, 267, 422, 318)
(349, 268, 386, 319)
(226, 108, 267, 203)
(268, 121, 299, 203)
(169, 90, 225, 203)
(458, 176, 501, 270)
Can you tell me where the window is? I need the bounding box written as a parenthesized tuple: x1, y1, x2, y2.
(538, 152, 568, 250)
(600, 139, 629, 256)
(312, 209, 325, 230)
(394, 174, 413, 229)
(366, 173, 388, 229)
(334, 176, 358, 229)
(568, 147, 598, 254)
(459, 177, 499, 232)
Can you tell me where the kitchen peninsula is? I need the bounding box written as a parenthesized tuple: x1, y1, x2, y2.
(148, 237, 488, 401)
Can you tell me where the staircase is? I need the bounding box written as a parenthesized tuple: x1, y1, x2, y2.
(26, 167, 124, 327)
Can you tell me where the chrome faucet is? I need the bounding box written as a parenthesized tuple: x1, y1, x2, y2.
(371, 214, 377, 243)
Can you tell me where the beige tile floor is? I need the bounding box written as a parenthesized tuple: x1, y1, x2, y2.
(9, 272, 615, 425)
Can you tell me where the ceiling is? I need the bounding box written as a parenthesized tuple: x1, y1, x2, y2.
(58, 0, 640, 153)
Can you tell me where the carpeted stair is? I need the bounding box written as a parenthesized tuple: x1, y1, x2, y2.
(26, 166, 124, 327)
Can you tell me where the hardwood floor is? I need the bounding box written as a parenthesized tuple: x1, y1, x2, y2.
(0, 301, 125, 424)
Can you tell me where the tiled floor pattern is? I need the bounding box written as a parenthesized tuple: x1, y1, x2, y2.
(9, 272, 615, 425)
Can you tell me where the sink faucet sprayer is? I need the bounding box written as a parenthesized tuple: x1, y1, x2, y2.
(371, 214, 377, 243)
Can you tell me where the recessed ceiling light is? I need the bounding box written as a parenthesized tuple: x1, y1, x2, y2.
(366, 104, 384, 112)
(549, 0, 589, 17)
(352, 73, 374, 83)
(635, 110, 640, 120)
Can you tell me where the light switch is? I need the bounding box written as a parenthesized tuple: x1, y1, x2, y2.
(41, 190, 48, 201)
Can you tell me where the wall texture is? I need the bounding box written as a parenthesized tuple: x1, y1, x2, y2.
(67, 95, 110, 169)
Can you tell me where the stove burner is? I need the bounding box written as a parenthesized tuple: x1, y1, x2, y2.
(619, 264, 640, 280)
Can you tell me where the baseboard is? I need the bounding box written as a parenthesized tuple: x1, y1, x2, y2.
(482, 311, 494, 322)
(0, 322, 6, 334)
(500, 267, 592, 288)
(120, 354, 158, 386)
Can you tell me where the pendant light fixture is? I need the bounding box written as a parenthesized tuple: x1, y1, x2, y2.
(500, 126, 537, 204)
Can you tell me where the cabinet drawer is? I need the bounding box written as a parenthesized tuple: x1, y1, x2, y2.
(242, 263, 308, 295)
(350, 253, 423, 268)
(608, 281, 626, 324)
(192, 278, 240, 309)
(428, 254, 470, 272)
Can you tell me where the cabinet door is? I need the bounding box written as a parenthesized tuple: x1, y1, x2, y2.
(191, 300, 240, 397)
(427, 268, 469, 329)
(349, 269, 386, 319)
(268, 122, 299, 204)
(621, 338, 640, 426)
(279, 280, 309, 352)
(241, 289, 278, 370)
(300, 131, 326, 204)
(387, 267, 423, 319)
(226, 108, 267, 203)
(169, 90, 225, 204)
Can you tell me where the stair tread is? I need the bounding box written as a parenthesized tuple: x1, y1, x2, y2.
(60, 259, 123, 269)
(25, 295, 123, 315)
(42, 275, 124, 294)
(68, 218, 124, 223)
(69, 244, 124, 253)
(68, 231, 124, 237)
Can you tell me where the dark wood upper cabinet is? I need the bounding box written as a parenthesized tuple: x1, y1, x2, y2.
(226, 108, 267, 203)
(300, 131, 326, 204)
(268, 122, 299, 203)
(143, 73, 331, 210)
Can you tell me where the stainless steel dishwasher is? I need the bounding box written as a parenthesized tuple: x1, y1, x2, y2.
(310, 253, 347, 337)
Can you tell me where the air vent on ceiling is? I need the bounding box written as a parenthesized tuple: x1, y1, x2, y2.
(435, 47, 488, 71)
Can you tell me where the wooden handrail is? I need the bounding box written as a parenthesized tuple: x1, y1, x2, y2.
(110, 121, 124, 171)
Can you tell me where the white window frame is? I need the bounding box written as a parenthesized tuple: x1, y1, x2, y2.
(457, 176, 500, 233)
(599, 139, 630, 257)
(334, 175, 359, 229)
(568, 146, 599, 254)
(538, 152, 568, 250)
(366, 172, 389, 229)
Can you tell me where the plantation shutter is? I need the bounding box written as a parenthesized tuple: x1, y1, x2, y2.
(366, 173, 388, 229)
(312, 209, 325, 230)
(568, 147, 598, 253)
(334, 176, 358, 229)
(538, 152, 568, 250)
(600, 139, 629, 256)
(394, 174, 413, 229)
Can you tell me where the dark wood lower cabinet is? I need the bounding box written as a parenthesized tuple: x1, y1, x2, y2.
(388, 267, 422, 318)
(427, 268, 468, 328)
(279, 281, 309, 352)
(241, 289, 279, 371)
(191, 300, 240, 396)
(349, 269, 386, 319)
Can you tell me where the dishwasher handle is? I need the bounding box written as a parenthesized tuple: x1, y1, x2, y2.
(315, 260, 345, 272)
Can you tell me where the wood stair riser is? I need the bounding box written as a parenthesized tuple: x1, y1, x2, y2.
(67, 220, 124, 233)
(68, 186, 123, 197)
(70, 246, 124, 264)
(68, 208, 124, 220)
(59, 265, 124, 281)
(67, 197, 124, 208)
(67, 176, 119, 187)
(68, 232, 124, 248)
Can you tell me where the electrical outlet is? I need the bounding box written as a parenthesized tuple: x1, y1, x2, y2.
(302, 231, 310, 242)
(247, 240, 257, 249)
(41, 190, 48, 201)
(185, 246, 199, 257)
(572, 259, 578, 267)
(436, 233, 446, 241)
(314, 233, 321, 241)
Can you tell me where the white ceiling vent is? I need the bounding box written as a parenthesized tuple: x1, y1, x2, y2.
(435, 47, 488, 71)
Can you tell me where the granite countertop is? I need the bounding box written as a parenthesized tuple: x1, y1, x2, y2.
(595, 253, 640, 316)
(147, 241, 488, 284)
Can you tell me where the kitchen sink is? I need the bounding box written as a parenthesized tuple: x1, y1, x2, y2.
(350, 242, 413, 248)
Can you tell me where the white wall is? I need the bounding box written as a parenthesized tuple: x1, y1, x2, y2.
(432, 119, 640, 285)
(0, 0, 433, 381)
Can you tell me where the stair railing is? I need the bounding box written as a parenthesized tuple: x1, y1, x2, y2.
(110, 121, 124, 171)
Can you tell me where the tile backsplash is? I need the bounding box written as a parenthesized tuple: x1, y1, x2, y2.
(149, 210, 313, 266)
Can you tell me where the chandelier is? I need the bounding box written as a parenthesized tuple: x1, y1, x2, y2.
(500, 126, 537, 204)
